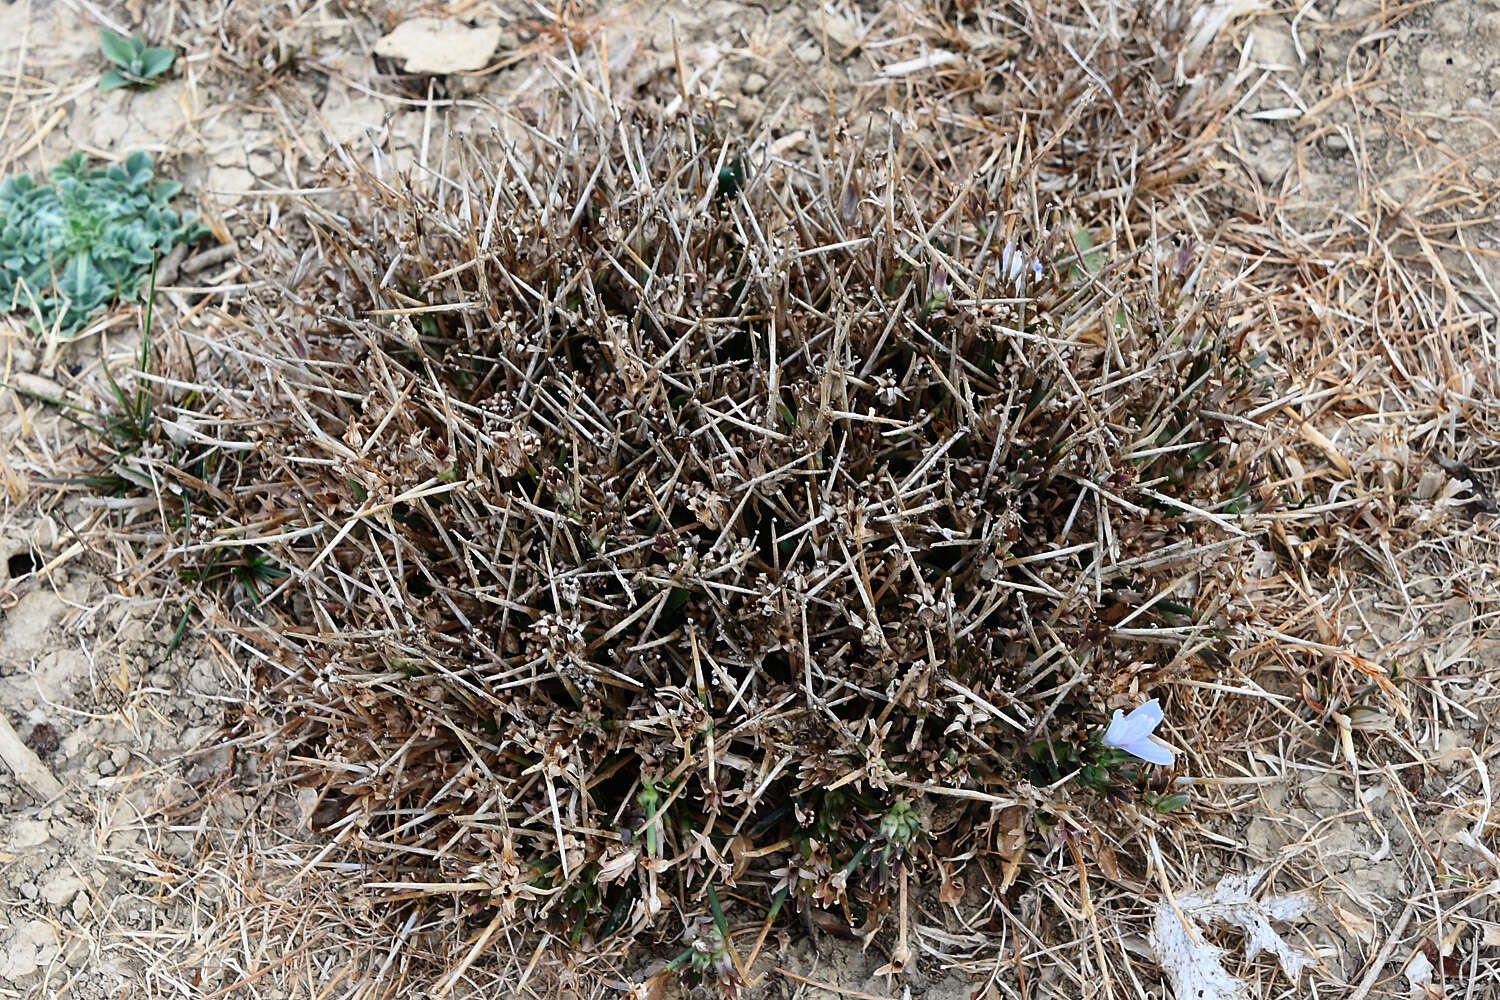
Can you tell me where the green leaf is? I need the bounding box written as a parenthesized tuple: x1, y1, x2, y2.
(1073, 227, 1105, 278)
(123, 151, 153, 187)
(99, 30, 135, 69)
(99, 68, 130, 91)
(139, 47, 174, 78)
(54, 152, 88, 179)
(706, 881, 728, 936)
(598, 879, 639, 939)
(1146, 790, 1191, 813)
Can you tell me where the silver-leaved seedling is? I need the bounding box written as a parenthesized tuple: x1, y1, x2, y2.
(0, 151, 203, 337)
(99, 30, 176, 90)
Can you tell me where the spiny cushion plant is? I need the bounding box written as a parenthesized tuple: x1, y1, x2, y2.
(126, 108, 1277, 987)
(0, 151, 202, 337)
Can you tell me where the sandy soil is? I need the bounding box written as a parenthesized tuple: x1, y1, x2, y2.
(2, 0, 1498, 997)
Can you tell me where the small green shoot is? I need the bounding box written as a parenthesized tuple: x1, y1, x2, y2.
(714, 156, 747, 202)
(876, 799, 921, 845)
(637, 778, 664, 857)
(99, 30, 176, 90)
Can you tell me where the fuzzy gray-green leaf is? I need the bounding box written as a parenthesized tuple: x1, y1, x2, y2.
(0, 151, 203, 337)
(98, 30, 135, 69)
(140, 47, 175, 79)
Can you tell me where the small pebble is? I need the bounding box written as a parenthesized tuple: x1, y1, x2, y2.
(19, 882, 38, 900)
(742, 72, 768, 95)
(111, 747, 131, 771)
(98, 757, 116, 776)
(43, 875, 84, 908)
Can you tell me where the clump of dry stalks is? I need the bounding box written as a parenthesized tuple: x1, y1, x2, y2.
(102, 88, 1290, 988)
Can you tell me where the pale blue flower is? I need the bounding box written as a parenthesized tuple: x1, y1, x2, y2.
(1102, 698, 1175, 766)
(1000, 239, 1044, 293)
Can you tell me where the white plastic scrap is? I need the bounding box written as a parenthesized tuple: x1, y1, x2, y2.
(1404, 951, 1434, 991)
(1149, 869, 1314, 1000)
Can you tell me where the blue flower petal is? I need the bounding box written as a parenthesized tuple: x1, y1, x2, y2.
(1126, 735, 1175, 767)
(1103, 699, 1160, 747)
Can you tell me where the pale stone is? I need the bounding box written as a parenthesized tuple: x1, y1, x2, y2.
(373, 19, 502, 75)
